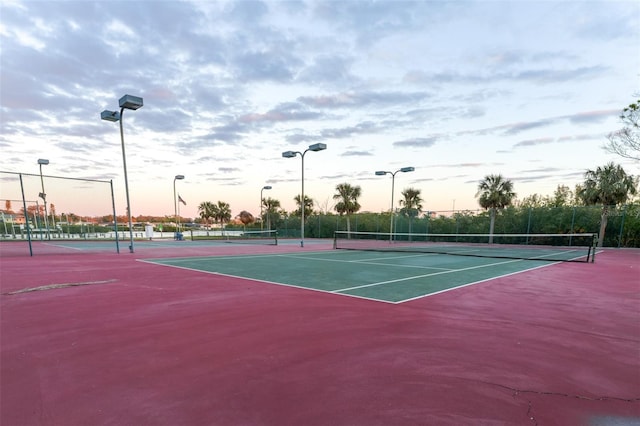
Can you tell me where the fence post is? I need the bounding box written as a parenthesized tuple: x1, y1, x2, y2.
(19, 174, 33, 256)
(618, 204, 627, 248)
(526, 208, 532, 244)
(569, 206, 576, 246)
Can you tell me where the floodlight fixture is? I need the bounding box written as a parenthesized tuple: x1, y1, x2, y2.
(400, 167, 415, 173)
(101, 110, 121, 122)
(119, 94, 144, 110)
(37, 159, 49, 165)
(308, 143, 327, 152)
(175, 175, 185, 180)
(375, 171, 387, 176)
(282, 143, 328, 247)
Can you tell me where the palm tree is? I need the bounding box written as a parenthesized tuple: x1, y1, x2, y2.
(333, 183, 362, 234)
(576, 162, 638, 247)
(398, 187, 423, 235)
(262, 197, 281, 231)
(215, 201, 232, 235)
(293, 194, 314, 218)
(475, 174, 516, 243)
(198, 201, 215, 229)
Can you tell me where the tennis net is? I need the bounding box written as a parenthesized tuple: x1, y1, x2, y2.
(333, 231, 597, 263)
(193, 230, 278, 245)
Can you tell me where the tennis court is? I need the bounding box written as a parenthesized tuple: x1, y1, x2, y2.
(1, 237, 638, 425)
(143, 249, 583, 303)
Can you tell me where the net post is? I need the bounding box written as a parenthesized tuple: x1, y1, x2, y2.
(274, 230, 278, 246)
(333, 231, 338, 249)
(590, 233, 598, 263)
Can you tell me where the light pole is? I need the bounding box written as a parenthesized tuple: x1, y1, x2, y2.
(37, 159, 50, 240)
(260, 185, 272, 231)
(101, 94, 143, 253)
(375, 166, 414, 240)
(282, 143, 327, 247)
(173, 175, 185, 236)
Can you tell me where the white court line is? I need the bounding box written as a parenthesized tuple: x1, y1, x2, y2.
(398, 262, 559, 303)
(138, 258, 399, 304)
(334, 257, 525, 293)
(42, 242, 83, 251)
(278, 253, 453, 271)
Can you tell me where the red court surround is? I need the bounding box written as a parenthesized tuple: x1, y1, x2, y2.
(1, 243, 638, 425)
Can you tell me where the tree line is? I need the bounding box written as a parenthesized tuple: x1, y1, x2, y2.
(189, 161, 636, 249)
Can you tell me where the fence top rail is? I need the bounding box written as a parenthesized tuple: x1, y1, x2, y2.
(0, 171, 112, 184)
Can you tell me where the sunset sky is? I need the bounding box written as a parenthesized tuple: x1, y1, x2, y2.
(1, 0, 638, 220)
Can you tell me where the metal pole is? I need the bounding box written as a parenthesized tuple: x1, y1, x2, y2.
(110, 180, 119, 254)
(173, 178, 178, 236)
(569, 206, 576, 246)
(301, 151, 305, 247)
(19, 174, 33, 256)
(389, 172, 395, 241)
(38, 163, 50, 240)
(618, 204, 627, 248)
(260, 186, 272, 231)
(119, 107, 134, 253)
(526, 208, 532, 244)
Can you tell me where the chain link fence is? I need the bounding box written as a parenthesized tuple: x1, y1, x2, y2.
(261, 204, 639, 248)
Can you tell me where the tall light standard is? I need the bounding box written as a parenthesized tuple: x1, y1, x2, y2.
(375, 166, 414, 240)
(282, 143, 327, 247)
(101, 94, 143, 253)
(174, 175, 185, 236)
(260, 185, 272, 231)
(37, 159, 50, 240)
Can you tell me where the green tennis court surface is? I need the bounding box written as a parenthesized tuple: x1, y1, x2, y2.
(142, 250, 567, 303)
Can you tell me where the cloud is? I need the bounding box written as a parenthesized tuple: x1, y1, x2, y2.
(341, 150, 373, 156)
(319, 121, 382, 139)
(234, 50, 301, 82)
(393, 137, 438, 148)
(521, 167, 565, 173)
(423, 163, 491, 169)
(298, 91, 429, 108)
(502, 119, 559, 136)
(239, 104, 323, 123)
(218, 167, 240, 173)
(565, 110, 618, 124)
(296, 54, 358, 85)
(512, 137, 555, 148)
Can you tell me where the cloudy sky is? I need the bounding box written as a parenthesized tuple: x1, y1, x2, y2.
(1, 0, 638, 219)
